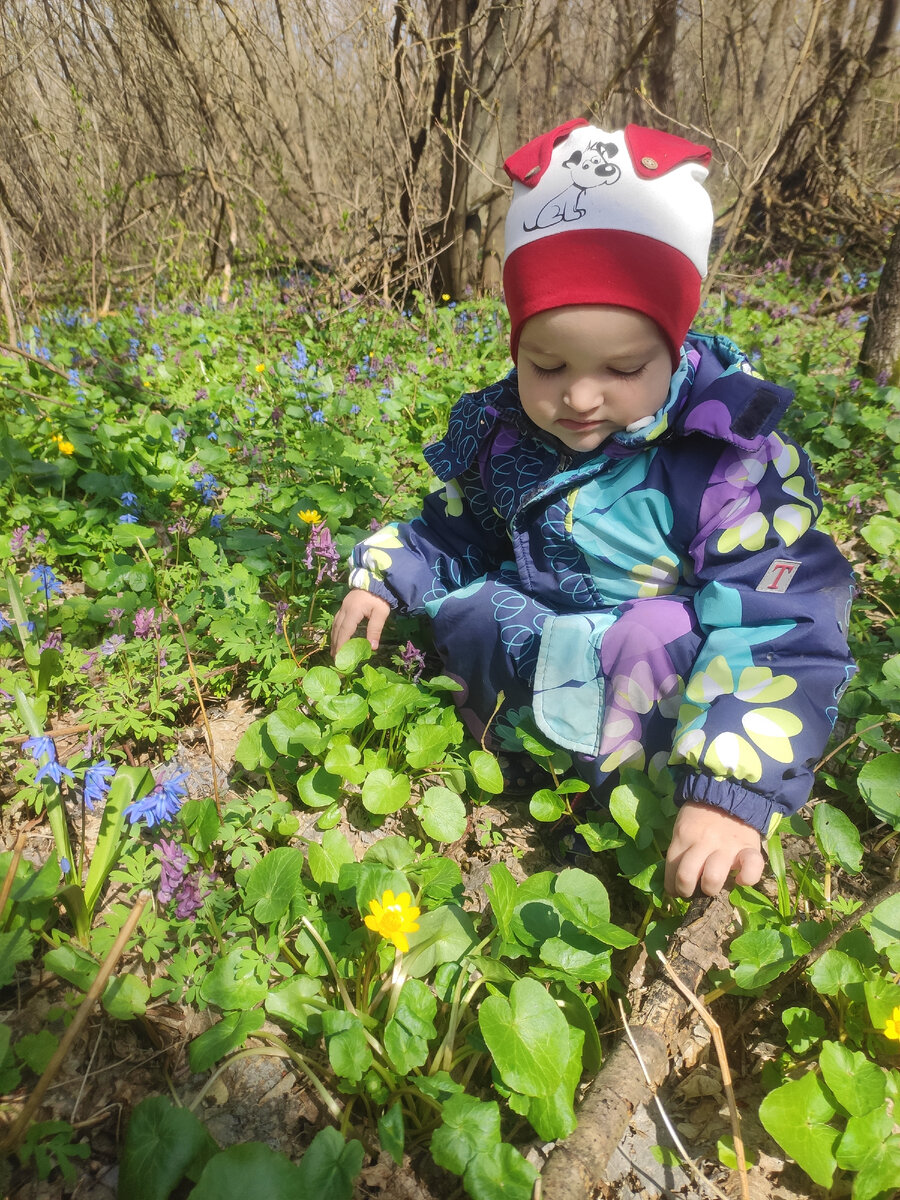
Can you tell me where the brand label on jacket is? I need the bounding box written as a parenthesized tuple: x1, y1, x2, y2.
(757, 559, 801, 593)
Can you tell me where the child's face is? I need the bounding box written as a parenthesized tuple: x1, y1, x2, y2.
(516, 306, 673, 452)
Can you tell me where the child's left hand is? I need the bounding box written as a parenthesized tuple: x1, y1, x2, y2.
(665, 801, 765, 898)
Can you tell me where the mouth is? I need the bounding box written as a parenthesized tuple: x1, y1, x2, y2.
(557, 418, 604, 432)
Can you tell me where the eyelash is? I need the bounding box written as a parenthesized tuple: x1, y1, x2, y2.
(529, 362, 649, 380)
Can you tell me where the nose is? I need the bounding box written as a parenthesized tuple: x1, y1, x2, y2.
(564, 377, 603, 413)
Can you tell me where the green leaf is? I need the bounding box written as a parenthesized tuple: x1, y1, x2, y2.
(415, 787, 467, 843)
(781, 1006, 826, 1054)
(812, 803, 863, 873)
(836, 1109, 894, 1171)
(479, 977, 570, 1098)
(83, 765, 154, 917)
(234, 720, 277, 771)
(552, 867, 611, 925)
(853, 1135, 900, 1200)
(266, 709, 328, 756)
(243, 847, 306, 924)
(102, 973, 150, 1020)
(43, 944, 99, 992)
(120, 1095, 217, 1200)
(384, 979, 438, 1074)
(430, 1093, 501, 1175)
(187, 1141, 303, 1199)
(468, 749, 504, 793)
(864, 891, 900, 952)
(464, 1143, 540, 1200)
(758, 1070, 838, 1187)
(298, 766, 343, 809)
(14, 1030, 58, 1074)
(403, 904, 478, 978)
(361, 768, 410, 815)
(819, 1040, 885, 1116)
(729, 929, 796, 991)
(806, 949, 867, 996)
(264, 977, 324, 1035)
(302, 665, 341, 704)
(529, 788, 567, 822)
(321, 1010, 372, 1082)
(860, 514, 900, 556)
(199, 947, 268, 1011)
(189, 1010, 265, 1074)
(318, 693, 369, 731)
(296, 1126, 364, 1200)
(519, 1023, 584, 1141)
(308, 829, 356, 885)
(539, 927, 613, 983)
(333, 637, 373, 674)
(323, 741, 366, 784)
(378, 1103, 405, 1167)
(405, 723, 454, 769)
(857, 753, 900, 827)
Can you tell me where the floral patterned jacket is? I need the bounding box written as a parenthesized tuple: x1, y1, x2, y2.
(348, 333, 855, 834)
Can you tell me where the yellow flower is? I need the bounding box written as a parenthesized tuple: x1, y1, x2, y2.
(255, 363, 266, 373)
(57, 439, 75, 455)
(143, 380, 152, 388)
(882, 1006, 900, 1042)
(434, 347, 444, 354)
(364, 889, 420, 954)
(441, 293, 450, 301)
(298, 508, 322, 524)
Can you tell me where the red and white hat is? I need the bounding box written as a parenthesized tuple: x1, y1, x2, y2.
(503, 120, 714, 367)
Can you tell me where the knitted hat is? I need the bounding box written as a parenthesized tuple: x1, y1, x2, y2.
(503, 120, 714, 367)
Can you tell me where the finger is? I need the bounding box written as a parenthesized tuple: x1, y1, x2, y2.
(666, 846, 704, 899)
(697, 849, 736, 897)
(732, 847, 766, 887)
(330, 608, 357, 656)
(365, 604, 389, 649)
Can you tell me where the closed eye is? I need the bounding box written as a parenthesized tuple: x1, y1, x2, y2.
(529, 362, 564, 378)
(609, 363, 649, 379)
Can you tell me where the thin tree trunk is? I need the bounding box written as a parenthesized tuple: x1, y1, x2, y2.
(859, 217, 900, 385)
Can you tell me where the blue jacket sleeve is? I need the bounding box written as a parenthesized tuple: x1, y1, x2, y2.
(347, 464, 513, 614)
(668, 430, 856, 834)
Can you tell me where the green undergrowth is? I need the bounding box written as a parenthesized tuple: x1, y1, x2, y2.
(0, 257, 899, 1199)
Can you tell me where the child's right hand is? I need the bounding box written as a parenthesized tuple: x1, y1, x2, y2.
(331, 589, 392, 655)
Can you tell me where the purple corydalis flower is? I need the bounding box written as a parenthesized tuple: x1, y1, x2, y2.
(133, 607, 159, 639)
(304, 521, 340, 584)
(83, 760, 115, 811)
(399, 640, 425, 682)
(274, 600, 289, 636)
(101, 634, 126, 656)
(41, 631, 62, 651)
(107, 607, 125, 626)
(168, 516, 191, 537)
(10, 525, 28, 552)
(125, 764, 189, 827)
(156, 837, 189, 903)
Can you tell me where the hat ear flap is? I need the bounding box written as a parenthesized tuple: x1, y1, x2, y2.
(504, 118, 589, 187)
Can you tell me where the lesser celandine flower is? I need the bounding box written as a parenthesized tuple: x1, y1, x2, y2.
(882, 1006, 900, 1041)
(255, 362, 265, 373)
(298, 509, 322, 524)
(364, 889, 420, 953)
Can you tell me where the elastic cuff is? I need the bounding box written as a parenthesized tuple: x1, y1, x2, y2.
(674, 772, 782, 836)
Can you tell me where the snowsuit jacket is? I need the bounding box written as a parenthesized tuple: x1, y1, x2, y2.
(348, 333, 856, 835)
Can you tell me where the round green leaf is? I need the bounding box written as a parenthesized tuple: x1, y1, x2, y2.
(431, 1093, 501, 1175)
(529, 789, 566, 822)
(244, 846, 306, 923)
(301, 665, 341, 704)
(819, 1040, 885, 1116)
(361, 768, 410, 814)
(468, 749, 504, 793)
(464, 1143, 539, 1200)
(120, 1096, 217, 1200)
(307, 828, 356, 885)
(758, 1069, 838, 1187)
(298, 766, 343, 809)
(333, 637, 373, 674)
(478, 977, 569, 1097)
(102, 972, 150, 1020)
(296, 1126, 364, 1200)
(416, 787, 467, 843)
(189, 1010, 266, 1074)
(188, 1141, 303, 1200)
(858, 753, 900, 827)
(199, 947, 268, 1011)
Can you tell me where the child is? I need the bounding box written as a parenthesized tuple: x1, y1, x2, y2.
(331, 119, 855, 898)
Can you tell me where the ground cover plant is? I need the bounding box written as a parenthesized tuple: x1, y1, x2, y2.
(0, 256, 899, 1200)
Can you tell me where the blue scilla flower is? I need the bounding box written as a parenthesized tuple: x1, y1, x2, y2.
(125, 766, 189, 827)
(23, 735, 74, 786)
(120, 491, 139, 508)
(23, 735, 56, 762)
(0, 610, 10, 632)
(207, 431, 218, 442)
(151, 343, 165, 361)
(119, 513, 139, 524)
(292, 340, 309, 370)
(30, 564, 63, 596)
(67, 368, 81, 389)
(83, 760, 115, 811)
(193, 472, 218, 504)
(210, 513, 224, 530)
(172, 426, 187, 444)
(858, 272, 868, 288)
(128, 338, 140, 360)
(310, 410, 325, 423)
(350, 404, 360, 415)
(60, 856, 71, 874)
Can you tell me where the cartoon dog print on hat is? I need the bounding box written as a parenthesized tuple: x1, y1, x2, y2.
(523, 139, 621, 231)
